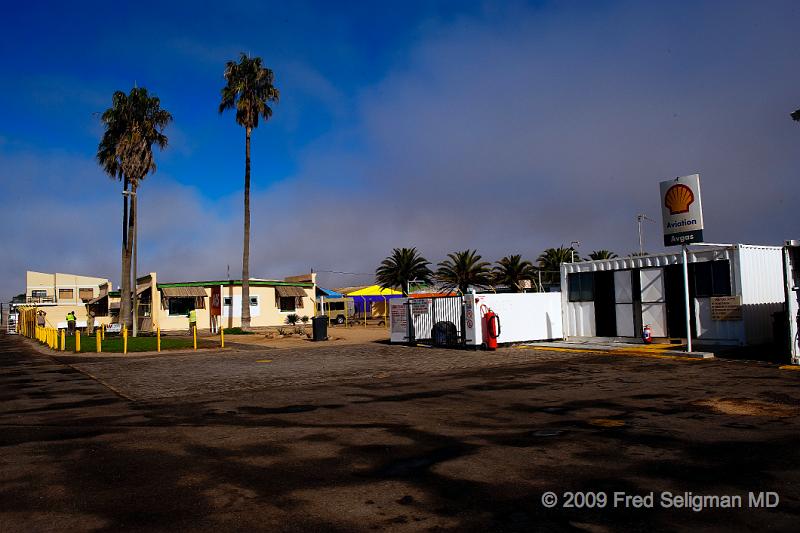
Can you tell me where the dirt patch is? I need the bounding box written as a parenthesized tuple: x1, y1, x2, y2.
(695, 398, 799, 418)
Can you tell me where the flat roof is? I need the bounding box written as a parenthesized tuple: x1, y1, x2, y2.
(157, 279, 313, 289)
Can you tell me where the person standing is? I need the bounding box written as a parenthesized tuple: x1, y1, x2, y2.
(66, 311, 76, 336)
(187, 308, 197, 335)
(36, 311, 46, 328)
(86, 311, 95, 335)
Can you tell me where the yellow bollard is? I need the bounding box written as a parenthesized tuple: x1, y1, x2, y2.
(102, 323, 105, 341)
(193, 325, 197, 351)
(220, 327, 224, 349)
(157, 327, 161, 352)
(75, 330, 81, 353)
(123, 325, 128, 355)
(96, 329, 101, 353)
(60, 329, 65, 351)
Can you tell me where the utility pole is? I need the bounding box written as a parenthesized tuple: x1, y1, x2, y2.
(636, 214, 654, 256)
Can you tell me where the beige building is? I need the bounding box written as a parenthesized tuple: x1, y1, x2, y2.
(22, 270, 316, 333)
(150, 272, 316, 332)
(24, 271, 110, 327)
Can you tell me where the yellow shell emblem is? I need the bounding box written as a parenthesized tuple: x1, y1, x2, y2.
(665, 184, 694, 215)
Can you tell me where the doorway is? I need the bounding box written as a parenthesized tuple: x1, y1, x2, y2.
(593, 271, 617, 337)
(664, 264, 697, 338)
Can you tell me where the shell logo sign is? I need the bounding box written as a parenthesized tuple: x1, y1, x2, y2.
(664, 184, 694, 215)
(659, 174, 704, 247)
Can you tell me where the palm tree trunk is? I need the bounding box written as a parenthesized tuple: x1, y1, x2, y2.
(124, 185, 136, 331)
(120, 177, 132, 331)
(241, 127, 252, 329)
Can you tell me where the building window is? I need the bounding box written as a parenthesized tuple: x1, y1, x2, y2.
(79, 288, 94, 301)
(168, 297, 195, 316)
(568, 272, 594, 302)
(693, 260, 732, 297)
(250, 296, 259, 307)
(279, 296, 296, 312)
(31, 290, 47, 299)
(223, 296, 233, 306)
(58, 288, 74, 300)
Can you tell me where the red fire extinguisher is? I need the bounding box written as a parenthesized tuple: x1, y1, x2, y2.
(484, 307, 501, 350)
(642, 324, 653, 344)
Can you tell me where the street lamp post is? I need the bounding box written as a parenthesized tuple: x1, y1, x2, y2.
(636, 214, 654, 256)
(570, 241, 581, 263)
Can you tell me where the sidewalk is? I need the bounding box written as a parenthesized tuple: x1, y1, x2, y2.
(521, 339, 714, 360)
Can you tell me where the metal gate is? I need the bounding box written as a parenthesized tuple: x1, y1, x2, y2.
(407, 296, 465, 347)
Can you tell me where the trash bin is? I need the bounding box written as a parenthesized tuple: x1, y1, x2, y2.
(312, 316, 328, 341)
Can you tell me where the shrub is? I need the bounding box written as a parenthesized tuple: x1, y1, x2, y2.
(286, 313, 299, 325)
(223, 327, 253, 335)
(300, 315, 310, 324)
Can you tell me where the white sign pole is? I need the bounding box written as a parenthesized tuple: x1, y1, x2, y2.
(682, 244, 692, 353)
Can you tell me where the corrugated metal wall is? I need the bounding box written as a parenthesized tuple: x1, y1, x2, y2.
(736, 245, 785, 344)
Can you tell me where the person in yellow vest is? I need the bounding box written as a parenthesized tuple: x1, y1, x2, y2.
(187, 308, 197, 334)
(66, 311, 76, 336)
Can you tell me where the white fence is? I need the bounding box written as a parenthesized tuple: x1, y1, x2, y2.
(390, 292, 563, 346)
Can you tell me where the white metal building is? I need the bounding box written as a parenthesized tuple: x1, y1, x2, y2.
(784, 241, 800, 363)
(561, 244, 785, 346)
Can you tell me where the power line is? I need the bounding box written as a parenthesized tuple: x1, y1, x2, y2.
(314, 269, 374, 276)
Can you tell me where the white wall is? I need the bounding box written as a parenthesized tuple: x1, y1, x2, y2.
(736, 245, 785, 345)
(390, 293, 564, 345)
(694, 297, 746, 343)
(564, 301, 595, 337)
(221, 295, 261, 318)
(467, 293, 563, 346)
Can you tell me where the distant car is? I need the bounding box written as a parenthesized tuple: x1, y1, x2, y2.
(317, 298, 355, 325)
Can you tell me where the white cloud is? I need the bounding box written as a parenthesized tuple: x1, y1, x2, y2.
(2, 1, 800, 299)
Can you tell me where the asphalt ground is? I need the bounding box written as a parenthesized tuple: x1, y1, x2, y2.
(2, 332, 800, 532)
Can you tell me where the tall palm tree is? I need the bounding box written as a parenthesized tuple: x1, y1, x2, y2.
(97, 87, 172, 332)
(587, 250, 618, 261)
(435, 250, 493, 294)
(375, 248, 433, 296)
(537, 246, 576, 287)
(219, 53, 279, 329)
(493, 255, 537, 292)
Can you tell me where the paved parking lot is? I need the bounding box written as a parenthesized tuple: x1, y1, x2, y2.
(2, 332, 800, 531)
(57, 342, 578, 400)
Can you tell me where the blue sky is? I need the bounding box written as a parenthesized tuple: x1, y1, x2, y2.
(1, 0, 799, 298)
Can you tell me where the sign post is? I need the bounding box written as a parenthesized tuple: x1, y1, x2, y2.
(681, 244, 692, 353)
(660, 174, 705, 353)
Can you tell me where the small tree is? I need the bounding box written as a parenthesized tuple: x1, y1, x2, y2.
(285, 313, 299, 325)
(435, 250, 493, 294)
(376, 247, 433, 296)
(493, 255, 537, 292)
(537, 246, 576, 287)
(587, 250, 618, 261)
